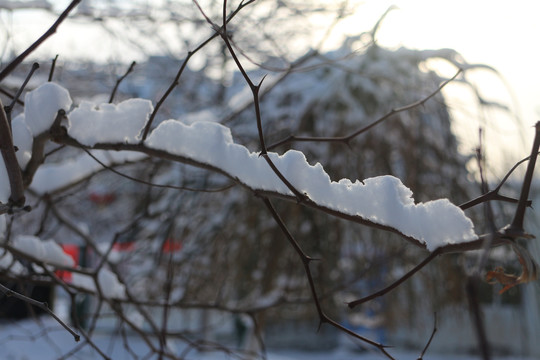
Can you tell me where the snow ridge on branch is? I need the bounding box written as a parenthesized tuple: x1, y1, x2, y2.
(145, 119, 477, 251)
(0, 82, 478, 251)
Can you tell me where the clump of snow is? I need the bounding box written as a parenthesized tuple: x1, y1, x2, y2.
(71, 268, 126, 299)
(67, 98, 153, 146)
(12, 235, 75, 267)
(0, 250, 25, 274)
(11, 114, 33, 169)
(146, 120, 477, 251)
(24, 82, 72, 135)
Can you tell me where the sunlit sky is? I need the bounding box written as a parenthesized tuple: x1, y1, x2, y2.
(2, 0, 539, 174)
(341, 0, 540, 174)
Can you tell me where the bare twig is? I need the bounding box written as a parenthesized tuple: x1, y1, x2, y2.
(417, 313, 437, 360)
(459, 151, 538, 210)
(0, 88, 24, 106)
(506, 122, 540, 235)
(81, 147, 235, 193)
(5, 62, 39, 119)
(109, 61, 136, 103)
(202, 0, 307, 202)
(348, 249, 441, 308)
(48, 55, 59, 82)
(141, 0, 256, 141)
(0, 283, 80, 342)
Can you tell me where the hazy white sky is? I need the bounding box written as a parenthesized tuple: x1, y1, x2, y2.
(342, 0, 540, 171)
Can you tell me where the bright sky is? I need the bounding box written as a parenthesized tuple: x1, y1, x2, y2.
(341, 0, 540, 174)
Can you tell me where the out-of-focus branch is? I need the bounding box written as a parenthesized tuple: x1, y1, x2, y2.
(0, 99, 25, 207)
(109, 61, 136, 103)
(417, 313, 437, 360)
(141, 0, 256, 141)
(0, 283, 80, 342)
(48, 55, 59, 82)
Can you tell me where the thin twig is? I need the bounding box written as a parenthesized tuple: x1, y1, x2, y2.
(48, 55, 59, 82)
(348, 249, 441, 308)
(206, 0, 306, 202)
(0, 88, 24, 106)
(262, 197, 393, 358)
(81, 147, 235, 193)
(0, 99, 25, 207)
(459, 151, 538, 210)
(0, 283, 80, 341)
(5, 62, 39, 119)
(109, 61, 136, 103)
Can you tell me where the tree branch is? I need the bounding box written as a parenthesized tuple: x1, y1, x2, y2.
(506, 122, 540, 235)
(0, 283, 80, 342)
(268, 68, 463, 150)
(0, 99, 25, 207)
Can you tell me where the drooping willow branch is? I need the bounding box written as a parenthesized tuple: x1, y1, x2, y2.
(0, 100, 25, 207)
(0, 282, 80, 341)
(267, 68, 463, 150)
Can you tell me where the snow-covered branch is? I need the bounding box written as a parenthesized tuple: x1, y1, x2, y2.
(8, 82, 478, 252)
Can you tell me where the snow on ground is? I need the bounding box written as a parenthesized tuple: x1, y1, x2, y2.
(0, 318, 535, 360)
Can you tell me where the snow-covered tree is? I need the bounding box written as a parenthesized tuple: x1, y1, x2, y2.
(0, 1, 538, 359)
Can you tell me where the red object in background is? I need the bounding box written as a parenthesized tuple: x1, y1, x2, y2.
(55, 244, 80, 282)
(113, 242, 135, 252)
(162, 238, 182, 253)
(89, 192, 116, 205)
